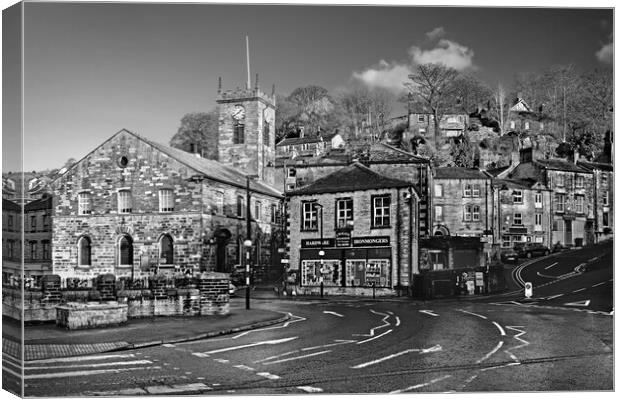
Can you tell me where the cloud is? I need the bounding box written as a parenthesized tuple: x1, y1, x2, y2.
(409, 39, 475, 71)
(596, 42, 613, 64)
(352, 38, 476, 93)
(425, 27, 445, 41)
(352, 60, 413, 93)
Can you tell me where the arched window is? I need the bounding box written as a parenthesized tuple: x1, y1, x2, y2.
(159, 235, 173, 265)
(78, 236, 92, 266)
(233, 121, 245, 144)
(118, 235, 133, 266)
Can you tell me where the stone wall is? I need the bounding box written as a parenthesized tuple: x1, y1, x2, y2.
(433, 177, 492, 236)
(56, 302, 128, 330)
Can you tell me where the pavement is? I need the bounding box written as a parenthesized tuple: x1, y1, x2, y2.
(1, 301, 289, 361)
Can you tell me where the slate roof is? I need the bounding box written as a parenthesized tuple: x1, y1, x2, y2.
(492, 178, 541, 190)
(2, 198, 20, 212)
(577, 160, 613, 172)
(288, 162, 413, 196)
(434, 167, 491, 180)
(25, 195, 53, 212)
(276, 136, 323, 146)
(534, 159, 591, 173)
(485, 165, 511, 177)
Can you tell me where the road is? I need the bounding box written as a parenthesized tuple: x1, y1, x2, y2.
(6, 242, 614, 395)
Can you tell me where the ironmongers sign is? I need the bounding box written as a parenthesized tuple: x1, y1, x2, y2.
(352, 236, 390, 247)
(301, 238, 335, 248)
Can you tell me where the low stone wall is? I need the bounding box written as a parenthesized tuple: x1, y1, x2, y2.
(56, 302, 128, 330)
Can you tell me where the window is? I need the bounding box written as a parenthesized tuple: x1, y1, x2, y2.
(419, 128, 427, 134)
(575, 175, 585, 188)
(372, 195, 391, 228)
(30, 241, 37, 260)
(435, 205, 443, 221)
(8, 215, 13, 231)
(43, 214, 50, 228)
(418, 115, 425, 123)
(535, 213, 542, 226)
(510, 121, 515, 129)
(336, 198, 353, 228)
(434, 184, 443, 197)
(215, 191, 224, 215)
(287, 168, 296, 178)
(602, 174, 608, 186)
(78, 236, 92, 266)
(118, 235, 133, 266)
(524, 122, 530, 130)
(535, 192, 543, 208)
(463, 184, 472, 197)
(555, 194, 565, 212)
(301, 259, 341, 287)
(472, 205, 481, 221)
(271, 204, 278, 224)
(514, 213, 523, 225)
(502, 235, 511, 248)
(159, 235, 173, 265)
(575, 195, 584, 214)
(233, 121, 245, 144)
(237, 196, 245, 217)
(42, 241, 50, 260)
(31, 215, 37, 231)
(513, 190, 523, 204)
(301, 202, 318, 231)
(472, 184, 481, 197)
(534, 236, 544, 243)
(602, 191, 609, 206)
(464, 205, 472, 221)
(603, 212, 609, 227)
(78, 193, 91, 215)
(118, 190, 132, 214)
(556, 174, 564, 187)
(159, 189, 174, 212)
(254, 201, 262, 220)
(286, 184, 296, 191)
(263, 121, 270, 146)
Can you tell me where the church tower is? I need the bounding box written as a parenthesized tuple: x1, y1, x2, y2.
(216, 75, 276, 186)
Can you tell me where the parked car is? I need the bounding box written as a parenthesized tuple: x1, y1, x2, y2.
(516, 243, 550, 258)
(500, 248, 519, 264)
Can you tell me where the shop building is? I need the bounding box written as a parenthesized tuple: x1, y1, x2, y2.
(287, 162, 419, 296)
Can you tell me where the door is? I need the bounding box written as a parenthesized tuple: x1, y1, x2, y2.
(564, 220, 572, 246)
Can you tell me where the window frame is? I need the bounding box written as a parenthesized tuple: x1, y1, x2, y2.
(417, 115, 425, 123)
(602, 191, 609, 206)
(575, 175, 585, 189)
(263, 121, 270, 146)
(77, 236, 92, 267)
(158, 188, 174, 213)
(514, 212, 523, 225)
(159, 234, 174, 265)
(434, 205, 443, 221)
(301, 201, 318, 231)
(215, 191, 225, 215)
(371, 195, 391, 228)
(535, 213, 543, 226)
(464, 205, 472, 221)
(534, 192, 543, 208)
(30, 241, 37, 260)
(118, 235, 134, 267)
(237, 195, 245, 218)
(287, 168, 296, 178)
(117, 190, 132, 214)
(335, 197, 354, 228)
(254, 200, 262, 221)
(556, 174, 564, 187)
(555, 193, 565, 212)
(30, 215, 37, 231)
(513, 190, 523, 204)
(463, 184, 472, 197)
(78, 192, 92, 215)
(233, 121, 245, 144)
(575, 195, 584, 214)
(472, 205, 481, 221)
(434, 184, 443, 198)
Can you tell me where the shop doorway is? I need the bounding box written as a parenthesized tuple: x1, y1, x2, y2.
(214, 228, 232, 273)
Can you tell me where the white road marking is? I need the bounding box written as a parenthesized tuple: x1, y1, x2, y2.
(229, 313, 306, 340)
(572, 288, 586, 293)
(234, 364, 255, 371)
(297, 386, 323, 393)
(162, 343, 175, 348)
(256, 372, 281, 380)
(302, 340, 357, 351)
(323, 310, 344, 317)
(388, 375, 452, 394)
(544, 262, 558, 270)
(564, 299, 591, 307)
(457, 309, 487, 319)
(205, 336, 298, 354)
(476, 341, 504, 363)
(24, 366, 161, 380)
(145, 383, 211, 394)
(544, 293, 564, 300)
(419, 310, 439, 317)
(480, 362, 520, 371)
(395, 316, 401, 326)
(492, 322, 506, 336)
(26, 360, 152, 370)
(351, 345, 442, 369)
(386, 311, 394, 315)
(592, 281, 606, 287)
(213, 358, 229, 363)
(353, 309, 391, 337)
(262, 350, 331, 365)
(192, 352, 210, 358)
(27, 353, 136, 364)
(254, 350, 300, 363)
(357, 329, 393, 345)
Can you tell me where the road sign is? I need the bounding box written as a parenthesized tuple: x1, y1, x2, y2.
(524, 282, 533, 298)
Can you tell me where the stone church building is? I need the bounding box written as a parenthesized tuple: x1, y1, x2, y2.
(51, 83, 285, 281)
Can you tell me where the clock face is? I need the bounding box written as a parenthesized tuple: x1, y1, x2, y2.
(232, 105, 246, 121)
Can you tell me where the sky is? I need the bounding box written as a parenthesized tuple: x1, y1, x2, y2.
(1, 1, 614, 172)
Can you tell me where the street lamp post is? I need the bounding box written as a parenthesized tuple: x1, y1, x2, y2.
(315, 203, 324, 298)
(245, 175, 259, 310)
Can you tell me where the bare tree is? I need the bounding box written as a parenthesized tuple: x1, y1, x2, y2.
(170, 111, 219, 159)
(406, 63, 460, 146)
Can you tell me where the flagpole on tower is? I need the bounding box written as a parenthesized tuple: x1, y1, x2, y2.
(246, 35, 251, 90)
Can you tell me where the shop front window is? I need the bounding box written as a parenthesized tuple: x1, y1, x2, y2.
(345, 259, 390, 288)
(301, 260, 340, 287)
